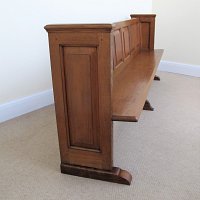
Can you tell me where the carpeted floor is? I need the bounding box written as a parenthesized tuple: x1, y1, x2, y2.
(0, 72, 200, 200)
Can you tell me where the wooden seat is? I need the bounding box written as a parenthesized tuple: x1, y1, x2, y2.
(112, 49, 164, 122)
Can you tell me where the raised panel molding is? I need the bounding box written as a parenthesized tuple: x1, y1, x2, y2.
(61, 46, 100, 151)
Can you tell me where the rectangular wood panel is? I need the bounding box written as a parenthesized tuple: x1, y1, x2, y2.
(63, 47, 100, 150)
(129, 23, 140, 53)
(129, 24, 136, 52)
(136, 23, 141, 49)
(113, 30, 123, 66)
(141, 22, 150, 50)
(122, 27, 130, 59)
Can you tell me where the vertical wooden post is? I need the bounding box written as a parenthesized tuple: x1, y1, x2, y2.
(131, 14, 156, 50)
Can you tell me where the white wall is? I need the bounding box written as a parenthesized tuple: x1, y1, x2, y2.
(153, 0, 200, 66)
(0, 0, 152, 105)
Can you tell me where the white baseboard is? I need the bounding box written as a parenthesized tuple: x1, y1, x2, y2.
(158, 60, 200, 77)
(0, 89, 54, 123)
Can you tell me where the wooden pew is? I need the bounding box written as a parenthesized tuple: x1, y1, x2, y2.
(44, 14, 163, 185)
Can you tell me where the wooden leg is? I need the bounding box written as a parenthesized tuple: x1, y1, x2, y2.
(154, 75, 160, 81)
(143, 100, 154, 111)
(61, 163, 132, 185)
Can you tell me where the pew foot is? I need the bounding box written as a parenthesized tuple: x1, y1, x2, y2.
(143, 100, 154, 111)
(154, 75, 160, 81)
(61, 163, 132, 185)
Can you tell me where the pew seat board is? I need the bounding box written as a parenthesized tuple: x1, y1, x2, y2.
(112, 49, 164, 122)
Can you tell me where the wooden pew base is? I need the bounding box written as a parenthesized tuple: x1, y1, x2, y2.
(61, 163, 132, 185)
(143, 100, 154, 111)
(154, 75, 160, 81)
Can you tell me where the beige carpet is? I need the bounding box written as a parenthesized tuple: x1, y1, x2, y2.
(0, 72, 200, 200)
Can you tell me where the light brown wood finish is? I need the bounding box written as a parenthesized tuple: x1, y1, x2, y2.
(131, 14, 156, 50)
(112, 50, 163, 122)
(45, 13, 163, 185)
(45, 27, 113, 170)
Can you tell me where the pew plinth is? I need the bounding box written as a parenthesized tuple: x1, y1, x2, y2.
(61, 163, 132, 185)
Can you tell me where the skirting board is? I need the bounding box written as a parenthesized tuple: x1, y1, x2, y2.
(0, 89, 54, 123)
(158, 60, 200, 77)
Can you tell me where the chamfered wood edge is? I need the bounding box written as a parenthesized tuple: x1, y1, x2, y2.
(112, 115, 139, 122)
(130, 14, 156, 18)
(44, 17, 139, 32)
(61, 163, 132, 185)
(44, 24, 113, 32)
(112, 18, 139, 30)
